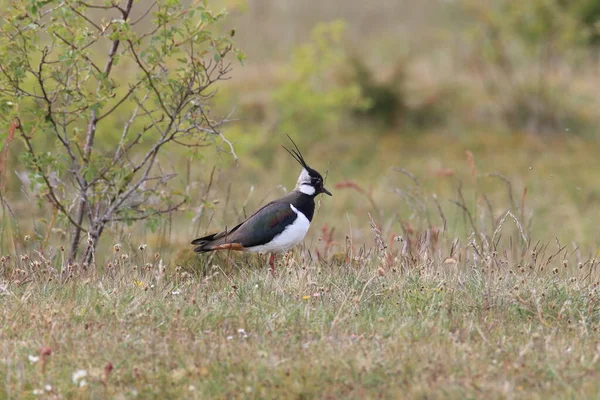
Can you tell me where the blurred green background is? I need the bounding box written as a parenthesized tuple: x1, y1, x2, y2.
(3, 0, 600, 259)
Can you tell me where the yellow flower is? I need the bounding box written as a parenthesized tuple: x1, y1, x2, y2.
(134, 280, 144, 288)
(302, 295, 311, 300)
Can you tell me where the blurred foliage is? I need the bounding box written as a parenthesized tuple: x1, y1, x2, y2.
(210, 0, 600, 140)
(349, 57, 406, 128)
(272, 21, 367, 136)
(501, 1, 586, 50)
(564, 0, 600, 46)
(464, 0, 598, 135)
(211, 0, 600, 139)
(348, 57, 455, 130)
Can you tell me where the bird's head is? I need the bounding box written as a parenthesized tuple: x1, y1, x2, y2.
(283, 135, 332, 197)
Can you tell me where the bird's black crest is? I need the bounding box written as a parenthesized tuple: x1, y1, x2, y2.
(282, 134, 309, 169)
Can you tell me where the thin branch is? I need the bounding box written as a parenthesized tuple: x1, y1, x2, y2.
(101, 112, 177, 222)
(198, 107, 238, 159)
(113, 91, 149, 163)
(52, 32, 102, 74)
(76, 1, 114, 10)
(34, 47, 87, 194)
(17, 121, 88, 233)
(96, 80, 144, 122)
(68, 4, 102, 32)
(130, 1, 157, 26)
(170, 139, 211, 148)
(110, 199, 186, 222)
(127, 39, 168, 115)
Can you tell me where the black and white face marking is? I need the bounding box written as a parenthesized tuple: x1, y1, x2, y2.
(296, 167, 331, 197)
(284, 135, 332, 197)
(297, 168, 315, 195)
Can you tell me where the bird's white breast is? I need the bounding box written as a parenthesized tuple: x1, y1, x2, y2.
(247, 204, 310, 253)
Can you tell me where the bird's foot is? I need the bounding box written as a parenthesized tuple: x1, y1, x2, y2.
(268, 253, 276, 275)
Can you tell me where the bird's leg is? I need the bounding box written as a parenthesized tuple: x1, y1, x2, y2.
(268, 253, 276, 274)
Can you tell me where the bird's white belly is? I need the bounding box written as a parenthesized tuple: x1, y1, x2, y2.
(247, 205, 310, 253)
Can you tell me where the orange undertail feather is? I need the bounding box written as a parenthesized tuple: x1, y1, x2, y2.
(209, 243, 245, 251)
(191, 230, 245, 253)
(192, 238, 245, 253)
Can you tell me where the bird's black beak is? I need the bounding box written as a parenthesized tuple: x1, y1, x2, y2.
(321, 187, 332, 196)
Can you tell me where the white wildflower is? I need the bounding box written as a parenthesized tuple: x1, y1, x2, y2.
(72, 369, 88, 387)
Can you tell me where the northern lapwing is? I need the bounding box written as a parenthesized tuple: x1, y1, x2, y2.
(191, 136, 332, 272)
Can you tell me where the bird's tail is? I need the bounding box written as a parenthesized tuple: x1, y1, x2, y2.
(190, 232, 220, 253)
(191, 231, 244, 253)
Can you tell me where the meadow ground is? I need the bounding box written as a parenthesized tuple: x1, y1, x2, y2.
(1, 133, 600, 399)
(0, 233, 599, 399)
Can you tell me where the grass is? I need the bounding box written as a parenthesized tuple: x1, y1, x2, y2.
(1, 170, 599, 398)
(1, 253, 598, 398)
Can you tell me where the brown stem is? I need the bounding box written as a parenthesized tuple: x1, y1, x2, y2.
(70, 0, 135, 262)
(82, 224, 104, 267)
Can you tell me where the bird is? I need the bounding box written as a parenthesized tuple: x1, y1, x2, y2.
(191, 136, 332, 272)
